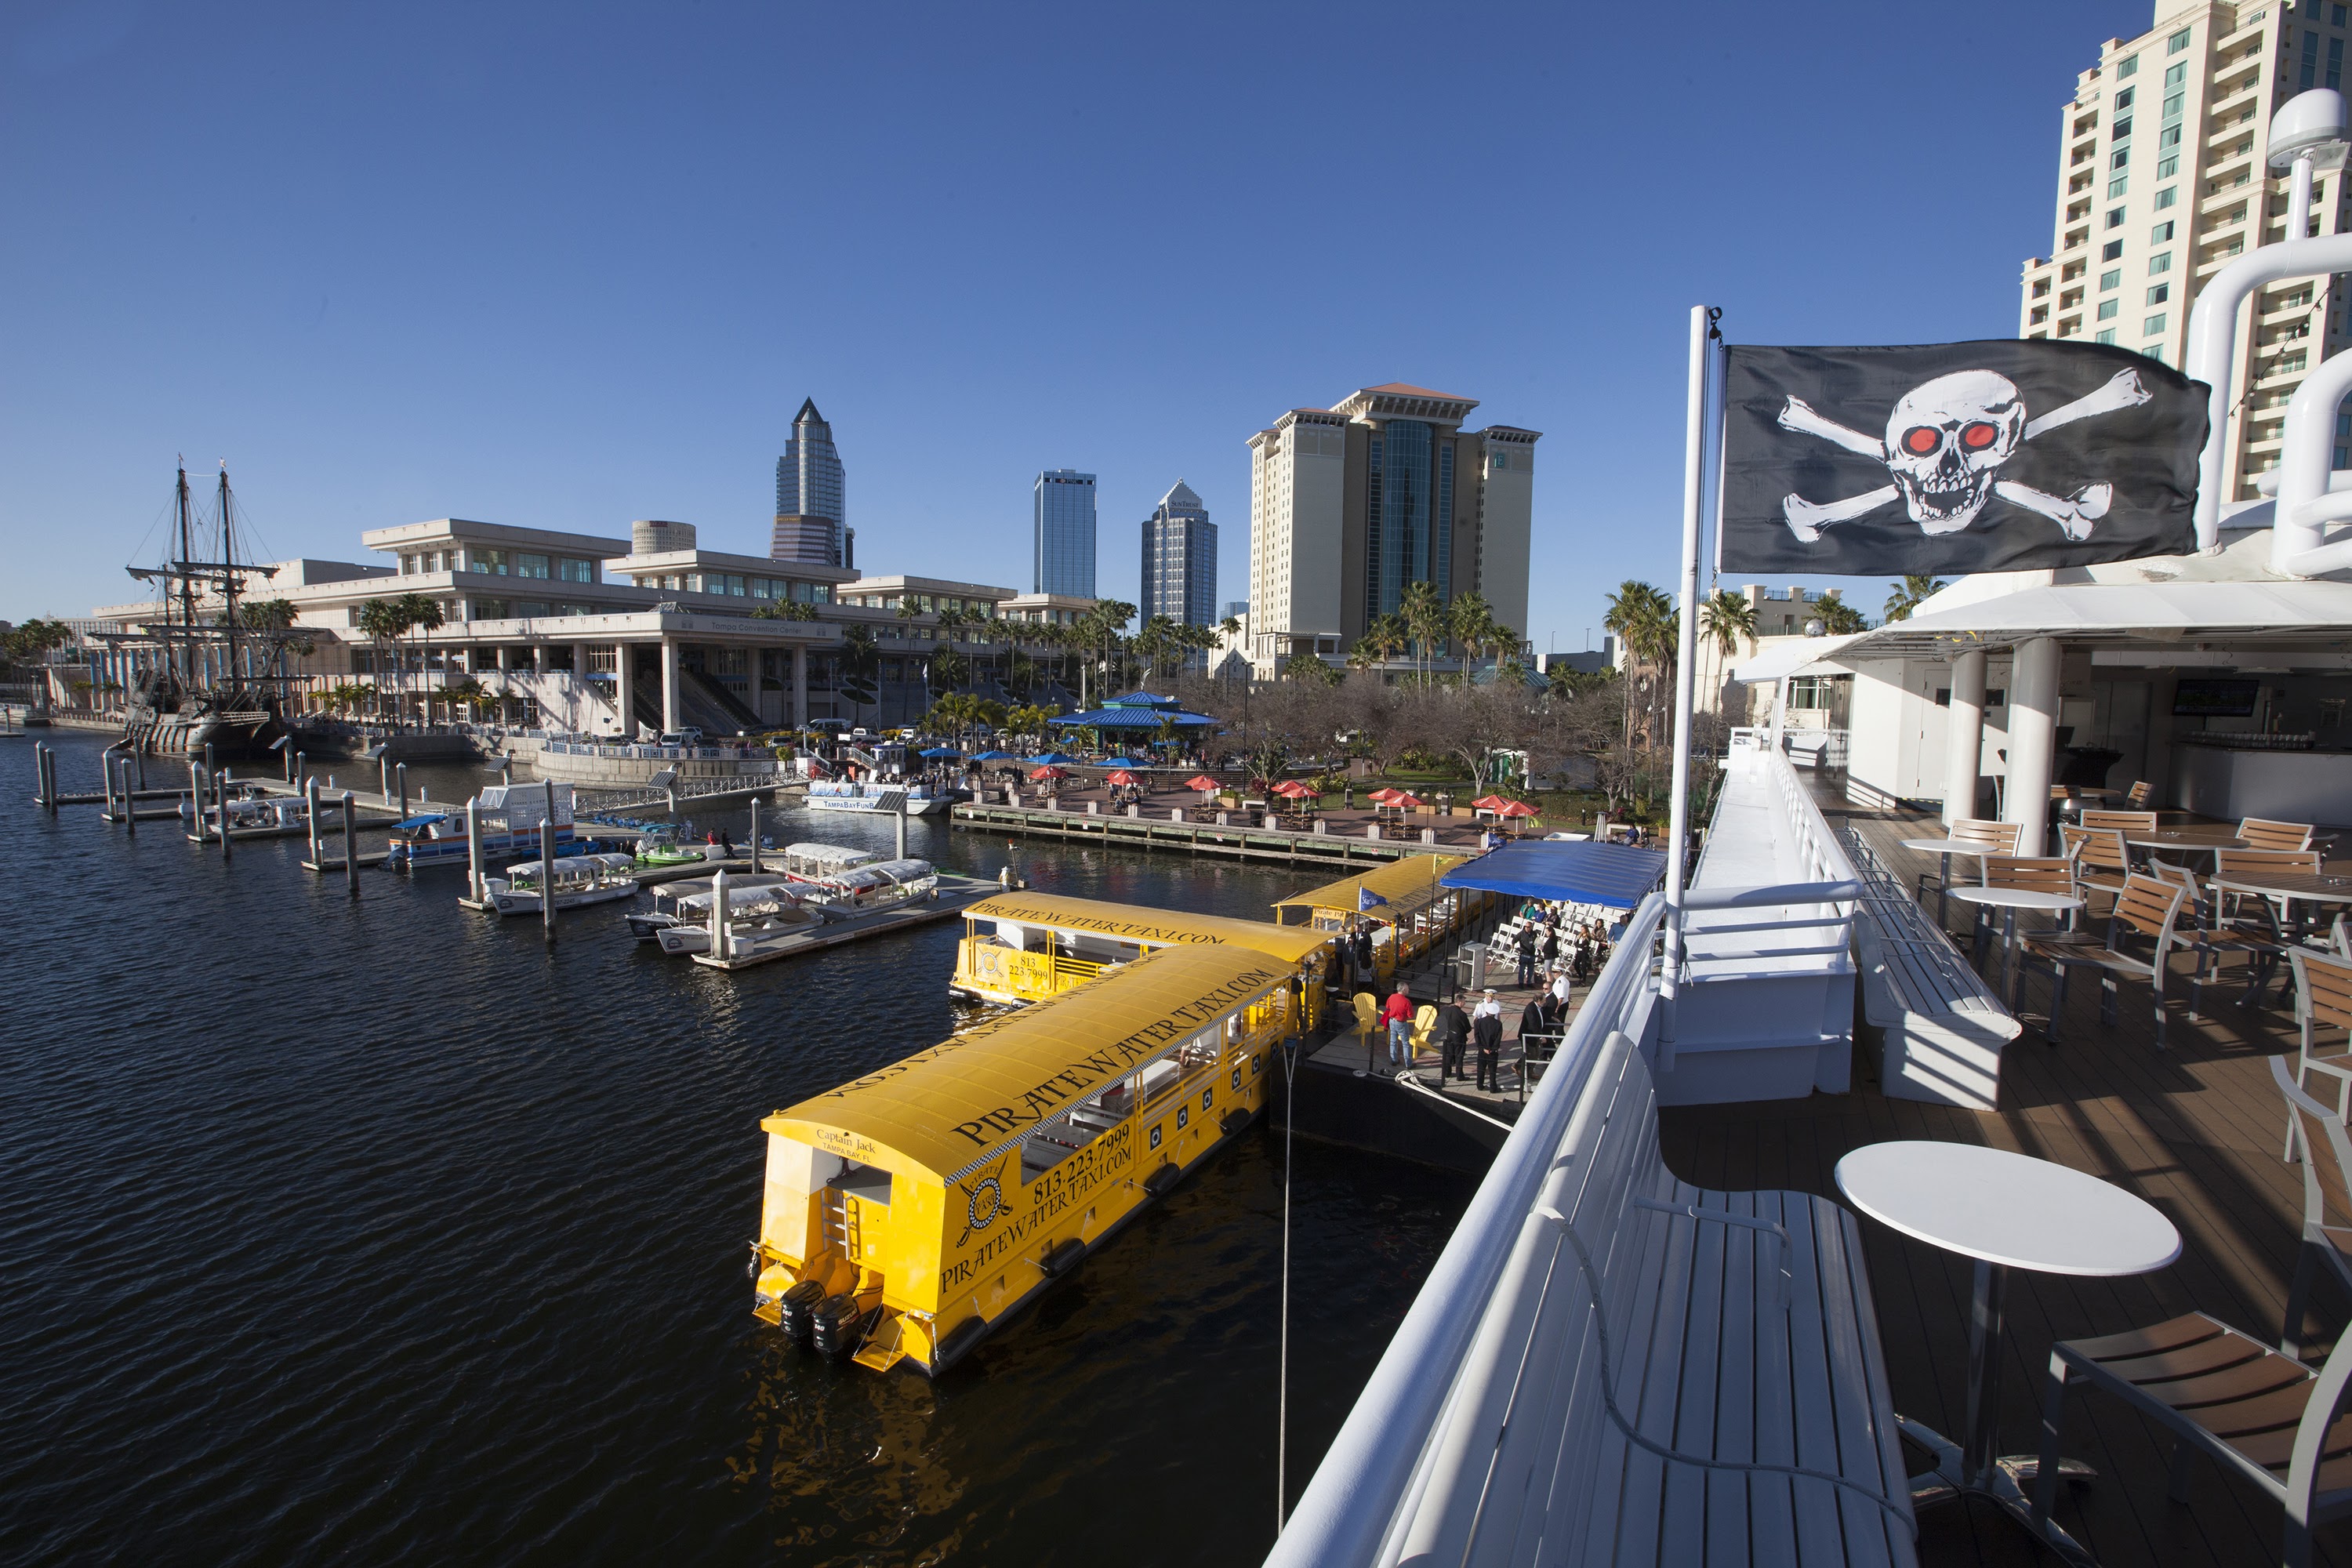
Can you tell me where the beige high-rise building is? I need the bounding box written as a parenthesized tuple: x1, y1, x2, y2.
(1244, 383, 1538, 678)
(2020, 1, 2352, 504)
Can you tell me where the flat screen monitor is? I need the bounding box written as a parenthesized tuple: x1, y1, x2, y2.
(2172, 677, 2259, 718)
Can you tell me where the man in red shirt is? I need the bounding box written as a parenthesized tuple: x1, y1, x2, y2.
(1382, 983, 1414, 1069)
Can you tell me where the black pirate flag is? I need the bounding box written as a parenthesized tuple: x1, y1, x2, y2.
(1719, 340, 2209, 575)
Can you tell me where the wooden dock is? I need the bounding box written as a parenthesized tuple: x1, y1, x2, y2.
(950, 800, 1464, 866)
(689, 877, 996, 971)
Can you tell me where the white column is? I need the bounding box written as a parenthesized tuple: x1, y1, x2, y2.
(571, 642, 590, 728)
(614, 643, 634, 736)
(660, 637, 681, 734)
(2004, 637, 2061, 853)
(1941, 648, 1987, 827)
(792, 644, 808, 730)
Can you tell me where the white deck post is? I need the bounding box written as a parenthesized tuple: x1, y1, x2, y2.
(792, 643, 809, 731)
(2005, 637, 2062, 853)
(613, 641, 635, 736)
(659, 637, 681, 735)
(1662, 305, 1718, 1040)
(1942, 648, 1987, 826)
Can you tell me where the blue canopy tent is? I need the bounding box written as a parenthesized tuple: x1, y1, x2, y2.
(1049, 691, 1218, 731)
(1099, 756, 1142, 768)
(1439, 840, 1668, 910)
(971, 750, 1016, 761)
(918, 746, 963, 759)
(1027, 750, 1083, 766)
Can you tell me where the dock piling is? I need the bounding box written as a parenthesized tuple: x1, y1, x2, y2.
(134, 748, 145, 789)
(379, 754, 391, 800)
(397, 762, 408, 824)
(218, 770, 232, 861)
(466, 801, 484, 904)
(342, 793, 359, 897)
(895, 794, 907, 860)
(539, 822, 556, 936)
(36, 744, 54, 812)
(709, 866, 730, 962)
(118, 755, 135, 836)
(293, 751, 304, 792)
(749, 799, 762, 873)
(204, 742, 215, 777)
(306, 775, 322, 866)
(189, 762, 208, 843)
(100, 747, 118, 821)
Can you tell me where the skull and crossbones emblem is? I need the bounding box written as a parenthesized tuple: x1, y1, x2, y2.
(1776, 367, 2151, 543)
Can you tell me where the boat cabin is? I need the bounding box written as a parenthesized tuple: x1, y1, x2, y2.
(782, 842, 883, 881)
(801, 857, 938, 917)
(951, 891, 1334, 1025)
(1271, 854, 1480, 985)
(753, 943, 1301, 1374)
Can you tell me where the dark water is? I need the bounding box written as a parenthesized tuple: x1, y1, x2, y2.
(0, 732, 1471, 1567)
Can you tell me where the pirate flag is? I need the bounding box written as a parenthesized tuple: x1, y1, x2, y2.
(1719, 340, 2209, 575)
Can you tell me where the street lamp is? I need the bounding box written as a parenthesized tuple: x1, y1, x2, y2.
(2268, 88, 2350, 242)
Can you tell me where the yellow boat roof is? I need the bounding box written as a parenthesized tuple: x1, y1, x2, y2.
(964, 892, 1334, 963)
(763, 944, 1293, 1185)
(1272, 853, 1467, 920)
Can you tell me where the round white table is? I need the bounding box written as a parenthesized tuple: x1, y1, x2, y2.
(1836, 1142, 2180, 1564)
(1900, 837, 2004, 928)
(1949, 886, 2084, 1008)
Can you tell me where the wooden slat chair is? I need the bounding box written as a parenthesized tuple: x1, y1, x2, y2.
(2125, 779, 2154, 809)
(2244, 818, 2319, 853)
(1916, 817, 2023, 906)
(2060, 824, 2132, 915)
(2016, 874, 2191, 1047)
(1968, 854, 2083, 960)
(2081, 809, 2158, 868)
(2217, 847, 2328, 938)
(2031, 1105, 2352, 1568)
(2277, 1053, 2352, 1363)
(2285, 950, 2352, 1138)
(2139, 856, 2282, 1014)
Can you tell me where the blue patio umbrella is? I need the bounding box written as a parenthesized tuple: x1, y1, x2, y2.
(971, 750, 1016, 761)
(919, 746, 963, 758)
(1028, 750, 1082, 765)
(1099, 757, 1142, 768)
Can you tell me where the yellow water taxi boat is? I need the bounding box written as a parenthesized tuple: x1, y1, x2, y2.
(1270, 853, 1483, 984)
(948, 891, 1338, 1027)
(751, 942, 1306, 1374)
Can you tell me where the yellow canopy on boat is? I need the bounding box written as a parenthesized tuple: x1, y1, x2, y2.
(962, 892, 1335, 964)
(762, 944, 1294, 1185)
(1272, 853, 1466, 923)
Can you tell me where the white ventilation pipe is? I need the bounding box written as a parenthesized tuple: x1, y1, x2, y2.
(2272, 332, 2352, 574)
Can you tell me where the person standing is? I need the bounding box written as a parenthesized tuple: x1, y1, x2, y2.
(1353, 924, 1377, 989)
(1472, 991, 1504, 1092)
(1539, 921, 1561, 975)
(1517, 993, 1553, 1063)
(1436, 996, 1470, 1082)
(1550, 968, 1573, 1012)
(1515, 920, 1539, 988)
(1382, 983, 1413, 1069)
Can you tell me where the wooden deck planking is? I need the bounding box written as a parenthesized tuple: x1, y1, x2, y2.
(1658, 791, 2339, 1567)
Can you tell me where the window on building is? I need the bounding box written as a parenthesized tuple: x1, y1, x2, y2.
(2115, 86, 2136, 110)
(2167, 28, 2190, 53)
(2332, 36, 2344, 89)
(515, 553, 550, 579)
(2148, 282, 2170, 304)
(2119, 53, 2139, 76)
(2145, 313, 2168, 335)
(2111, 122, 2133, 150)
(471, 550, 506, 575)
(2145, 344, 2169, 365)
(473, 598, 510, 619)
(2034, 278, 2052, 296)
(2157, 186, 2178, 209)
(2337, 410, 2352, 438)
(2096, 328, 2118, 343)
(557, 557, 594, 583)
(2158, 123, 2181, 148)
(2307, 31, 2323, 87)
(2107, 206, 2127, 227)
(2100, 267, 2122, 290)
(2107, 175, 2129, 198)
(2098, 299, 2119, 320)
(2165, 60, 2187, 85)
(2338, 3, 2348, 24)
(2152, 220, 2175, 242)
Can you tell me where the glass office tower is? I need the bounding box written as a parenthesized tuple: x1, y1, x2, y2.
(1141, 480, 1217, 628)
(1033, 470, 1098, 599)
(773, 398, 848, 567)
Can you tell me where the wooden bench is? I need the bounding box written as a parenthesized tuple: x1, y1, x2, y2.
(1410, 1027, 1915, 1565)
(1843, 828, 2019, 1111)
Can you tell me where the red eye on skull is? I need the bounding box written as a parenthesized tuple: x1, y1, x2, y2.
(1900, 426, 1942, 455)
(1959, 421, 2001, 451)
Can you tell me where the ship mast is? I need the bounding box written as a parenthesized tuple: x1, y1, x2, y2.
(175, 460, 198, 689)
(218, 463, 241, 688)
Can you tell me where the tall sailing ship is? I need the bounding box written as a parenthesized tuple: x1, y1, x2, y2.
(111, 463, 310, 759)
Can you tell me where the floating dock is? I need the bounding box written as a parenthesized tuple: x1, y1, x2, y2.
(692, 875, 997, 971)
(950, 801, 1461, 866)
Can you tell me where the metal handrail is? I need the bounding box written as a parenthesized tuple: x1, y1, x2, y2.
(1264, 893, 1669, 1568)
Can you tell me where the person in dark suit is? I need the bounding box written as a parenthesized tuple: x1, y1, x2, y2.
(1515, 922, 1539, 987)
(1352, 926, 1376, 985)
(1518, 995, 1553, 1062)
(1436, 998, 1470, 1081)
(1472, 994, 1504, 1092)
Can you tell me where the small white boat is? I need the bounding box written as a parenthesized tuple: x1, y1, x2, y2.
(654, 877, 825, 956)
(778, 841, 883, 884)
(185, 784, 312, 837)
(628, 872, 797, 944)
(799, 857, 941, 922)
(392, 781, 573, 869)
(470, 852, 640, 916)
(804, 779, 955, 816)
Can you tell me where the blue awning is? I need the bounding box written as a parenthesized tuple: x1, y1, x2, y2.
(1439, 840, 1668, 910)
(918, 746, 963, 758)
(971, 750, 1016, 760)
(389, 814, 450, 833)
(1051, 706, 1217, 728)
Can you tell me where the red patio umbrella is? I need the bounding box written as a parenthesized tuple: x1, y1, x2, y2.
(1273, 779, 1314, 798)
(1105, 769, 1139, 786)
(1029, 764, 1068, 782)
(1470, 793, 1511, 811)
(1388, 791, 1426, 810)
(1496, 800, 1539, 818)
(1367, 786, 1405, 804)
(1185, 774, 1221, 793)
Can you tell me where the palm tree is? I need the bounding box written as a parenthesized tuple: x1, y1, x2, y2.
(395, 592, 444, 724)
(354, 598, 403, 722)
(1603, 580, 1673, 749)
(1882, 574, 1946, 622)
(1816, 592, 1869, 635)
(1447, 590, 1501, 673)
(837, 622, 880, 726)
(1399, 579, 1446, 684)
(1697, 589, 1758, 659)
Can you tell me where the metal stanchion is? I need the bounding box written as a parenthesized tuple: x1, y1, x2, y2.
(540, 821, 557, 936)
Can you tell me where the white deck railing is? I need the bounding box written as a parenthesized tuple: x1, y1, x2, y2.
(1265, 894, 1670, 1568)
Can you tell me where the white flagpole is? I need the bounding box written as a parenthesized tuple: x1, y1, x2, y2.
(1661, 305, 1718, 1048)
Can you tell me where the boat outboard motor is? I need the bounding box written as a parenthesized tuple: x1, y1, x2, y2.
(775, 1279, 826, 1345)
(809, 1294, 866, 1359)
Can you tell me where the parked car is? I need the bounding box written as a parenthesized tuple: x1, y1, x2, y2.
(656, 728, 704, 746)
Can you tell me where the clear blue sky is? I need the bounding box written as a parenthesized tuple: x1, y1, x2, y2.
(0, 0, 2147, 646)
